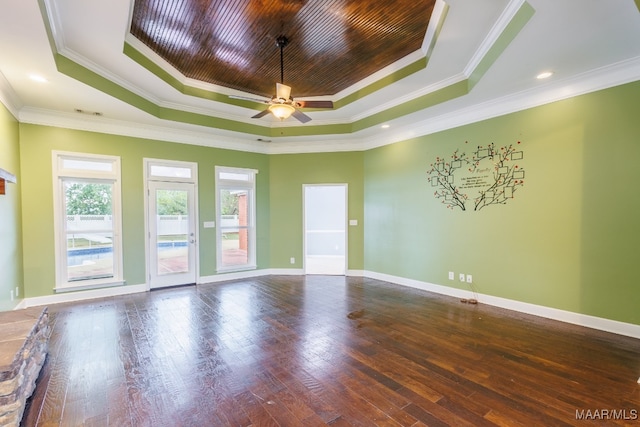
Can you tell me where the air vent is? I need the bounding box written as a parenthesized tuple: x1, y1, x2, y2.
(74, 108, 103, 116)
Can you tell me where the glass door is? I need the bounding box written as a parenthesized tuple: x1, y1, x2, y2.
(148, 181, 196, 288)
(304, 184, 347, 275)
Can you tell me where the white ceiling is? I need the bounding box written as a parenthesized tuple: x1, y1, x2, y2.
(1, 0, 639, 154)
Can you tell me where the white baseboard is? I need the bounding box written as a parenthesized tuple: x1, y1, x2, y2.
(363, 270, 640, 339)
(198, 269, 272, 284)
(18, 283, 148, 308)
(13, 299, 27, 310)
(347, 270, 366, 277)
(268, 268, 305, 276)
(15, 269, 638, 340)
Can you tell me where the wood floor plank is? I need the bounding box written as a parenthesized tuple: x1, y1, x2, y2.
(19, 275, 640, 426)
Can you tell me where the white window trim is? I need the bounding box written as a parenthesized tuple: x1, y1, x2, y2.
(215, 166, 258, 273)
(145, 158, 198, 183)
(143, 158, 199, 290)
(52, 151, 124, 292)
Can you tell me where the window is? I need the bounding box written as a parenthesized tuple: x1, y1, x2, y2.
(215, 166, 257, 272)
(53, 152, 123, 291)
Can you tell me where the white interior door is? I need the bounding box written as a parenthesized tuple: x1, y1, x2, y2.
(304, 184, 347, 275)
(148, 181, 196, 288)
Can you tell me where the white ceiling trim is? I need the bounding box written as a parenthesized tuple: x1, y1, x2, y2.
(0, 71, 22, 119)
(349, 73, 467, 123)
(364, 55, 640, 152)
(38, 0, 527, 132)
(463, 0, 528, 76)
(15, 55, 640, 156)
(58, 45, 166, 108)
(19, 107, 270, 154)
(42, 0, 65, 53)
(124, 35, 240, 97)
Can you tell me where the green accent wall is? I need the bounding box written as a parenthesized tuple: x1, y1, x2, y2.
(0, 104, 22, 310)
(269, 152, 364, 271)
(18, 125, 270, 297)
(364, 80, 640, 325)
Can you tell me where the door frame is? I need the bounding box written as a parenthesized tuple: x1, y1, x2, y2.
(143, 159, 199, 290)
(302, 183, 348, 275)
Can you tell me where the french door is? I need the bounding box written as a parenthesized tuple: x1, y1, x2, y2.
(148, 181, 197, 288)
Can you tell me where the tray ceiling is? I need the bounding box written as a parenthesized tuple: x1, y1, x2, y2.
(130, 0, 436, 97)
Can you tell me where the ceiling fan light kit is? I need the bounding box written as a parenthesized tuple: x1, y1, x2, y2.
(229, 35, 333, 123)
(268, 103, 295, 120)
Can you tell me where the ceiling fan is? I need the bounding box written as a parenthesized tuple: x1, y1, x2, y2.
(229, 36, 333, 123)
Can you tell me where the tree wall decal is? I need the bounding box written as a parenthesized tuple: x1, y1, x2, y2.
(426, 149, 471, 210)
(427, 141, 525, 212)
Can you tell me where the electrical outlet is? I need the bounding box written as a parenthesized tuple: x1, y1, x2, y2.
(15, 286, 19, 297)
(290, 257, 295, 264)
(459, 273, 465, 282)
(466, 274, 473, 283)
(448, 271, 454, 280)
(10, 290, 14, 301)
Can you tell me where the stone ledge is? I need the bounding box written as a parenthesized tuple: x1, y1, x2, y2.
(0, 307, 49, 427)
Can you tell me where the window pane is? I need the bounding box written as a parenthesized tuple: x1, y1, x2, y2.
(155, 189, 189, 275)
(64, 182, 114, 281)
(220, 189, 248, 220)
(150, 165, 192, 179)
(221, 230, 248, 266)
(219, 172, 250, 181)
(220, 188, 250, 268)
(67, 232, 114, 281)
(62, 158, 113, 172)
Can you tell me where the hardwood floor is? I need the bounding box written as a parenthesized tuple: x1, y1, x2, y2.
(21, 276, 640, 426)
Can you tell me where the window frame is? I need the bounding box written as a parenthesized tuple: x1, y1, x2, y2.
(215, 166, 257, 273)
(52, 151, 124, 292)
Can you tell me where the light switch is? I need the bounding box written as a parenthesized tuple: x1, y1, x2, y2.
(349, 219, 358, 226)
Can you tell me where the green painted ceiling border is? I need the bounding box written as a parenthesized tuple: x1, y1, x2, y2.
(469, 1, 535, 90)
(123, 42, 430, 113)
(635, 0, 640, 13)
(38, 0, 533, 139)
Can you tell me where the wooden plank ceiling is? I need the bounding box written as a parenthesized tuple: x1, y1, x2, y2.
(130, 0, 435, 98)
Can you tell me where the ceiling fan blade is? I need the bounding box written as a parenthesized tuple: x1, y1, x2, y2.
(292, 109, 312, 123)
(276, 83, 291, 100)
(229, 95, 269, 104)
(251, 109, 271, 119)
(296, 100, 334, 109)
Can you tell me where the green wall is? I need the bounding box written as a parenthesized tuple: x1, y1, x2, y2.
(0, 104, 22, 310)
(18, 124, 270, 297)
(364, 80, 640, 325)
(269, 152, 365, 270)
(5, 80, 640, 327)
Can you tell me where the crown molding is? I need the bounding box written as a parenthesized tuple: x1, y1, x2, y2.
(363, 55, 640, 151)
(19, 107, 270, 154)
(350, 73, 467, 122)
(14, 55, 640, 155)
(464, 0, 528, 76)
(0, 71, 22, 119)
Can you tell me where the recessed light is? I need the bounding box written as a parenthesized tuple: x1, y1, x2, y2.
(381, 124, 390, 129)
(28, 74, 47, 83)
(536, 71, 553, 80)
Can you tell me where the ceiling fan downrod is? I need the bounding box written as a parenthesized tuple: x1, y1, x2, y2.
(276, 35, 289, 84)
